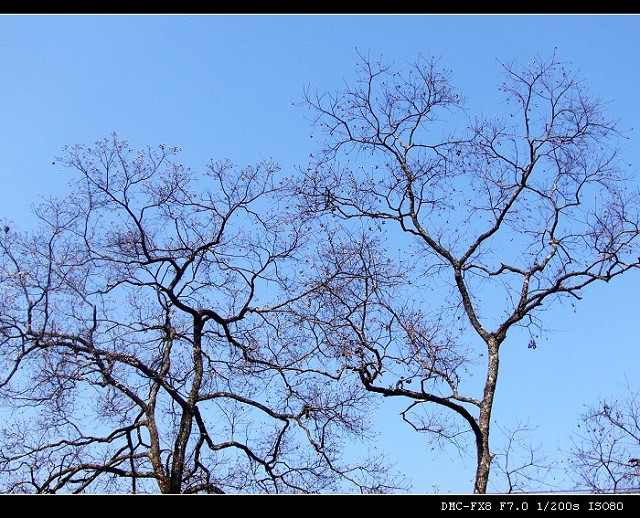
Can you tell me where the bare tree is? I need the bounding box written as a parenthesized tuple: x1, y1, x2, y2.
(0, 135, 403, 494)
(292, 51, 640, 493)
(490, 422, 559, 494)
(569, 384, 640, 493)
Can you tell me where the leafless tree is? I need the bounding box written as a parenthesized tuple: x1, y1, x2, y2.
(0, 135, 404, 494)
(292, 51, 640, 493)
(490, 422, 559, 494)
(569, 384, 640, 493)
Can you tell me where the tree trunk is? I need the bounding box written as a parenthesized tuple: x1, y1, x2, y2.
(474, 336, 500, 493)
(167, 316, 204, 493)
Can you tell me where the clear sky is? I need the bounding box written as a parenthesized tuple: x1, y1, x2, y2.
(1, 13, 639, 493)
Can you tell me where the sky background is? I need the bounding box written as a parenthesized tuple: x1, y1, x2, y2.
(1, 14, 639, 493)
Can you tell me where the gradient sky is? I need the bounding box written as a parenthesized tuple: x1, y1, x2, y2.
(1, 14, 639, 493)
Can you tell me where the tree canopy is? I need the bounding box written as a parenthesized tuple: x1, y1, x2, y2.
(1, 52, 639, 494)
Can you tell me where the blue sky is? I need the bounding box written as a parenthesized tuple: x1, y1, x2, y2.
(1, 14, 639, 493)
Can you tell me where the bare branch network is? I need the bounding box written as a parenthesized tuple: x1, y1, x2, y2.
(1, 52, 639, 493)
(0, 137, 402, 494)
(291, 52, 640, 493)
(569, 383, 640, 493)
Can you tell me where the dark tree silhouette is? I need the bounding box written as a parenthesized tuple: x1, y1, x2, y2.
(292, 52, 640, 493)
(569, 384, 640, 493)
(0, 135, 401, 494)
